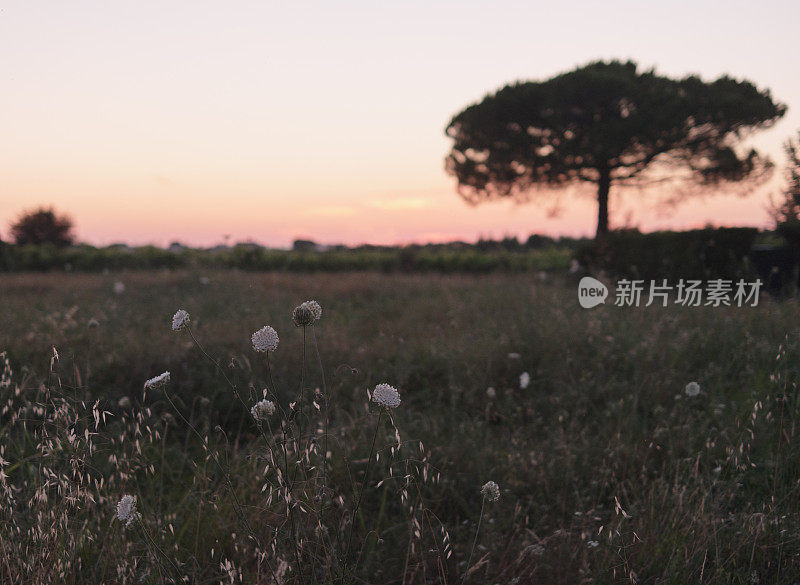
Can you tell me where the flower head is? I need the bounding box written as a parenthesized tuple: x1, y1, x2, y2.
(303, 300, 323, 321)
(519, 372, 530, 389)
(292, 300, 323, 326)
(481, 481, 500, 502)
(292, 305, 314, 326)
(251, 399, 276, 421)
(172, 309, 189, 331)
(252, 326, 279, 352)
(116, 494, 140, 527)
(144, 371, 170, 390)
(685, 381, 701, 397)
(372, 383, 401, 409)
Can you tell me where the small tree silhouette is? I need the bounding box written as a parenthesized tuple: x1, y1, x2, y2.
(10, 207, 75, 247)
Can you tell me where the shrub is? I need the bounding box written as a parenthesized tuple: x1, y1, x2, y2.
(577, 227, 759, 280)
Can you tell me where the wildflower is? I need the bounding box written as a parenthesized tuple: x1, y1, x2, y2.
(507, 352, 520, 359)
(685, 381, 701, 397)
(292, 304, 315, 326)
(481, 481, 500, 502)
(519, 372, 530, 389)
(252, 326, 279, 352)
(116, 495, 140, 527)
(486, 386, 496, 399)
(172, 309, 190, 331)
(251, 399, 276, 421)
(302, 300, 323, 321)
(144, 371, 170, 389)
(372, 383, 401, 409)
(113, 281, 126, 294)
(587, 540, 599, 548)
(118, 396, 132, 409)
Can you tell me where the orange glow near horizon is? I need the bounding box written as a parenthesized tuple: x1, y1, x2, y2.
(2, 1, 798, 248)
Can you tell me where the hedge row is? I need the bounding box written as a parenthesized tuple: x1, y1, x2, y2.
(0, 242, 572, 273)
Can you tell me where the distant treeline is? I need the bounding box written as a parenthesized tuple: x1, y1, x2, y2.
(1, 229, 797, 286)
(0, 235, 579, 273)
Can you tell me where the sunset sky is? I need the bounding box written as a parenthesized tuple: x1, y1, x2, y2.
(2, 1, 799, 248)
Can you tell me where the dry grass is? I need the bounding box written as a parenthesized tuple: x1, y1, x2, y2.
(1, 270, 800, 584)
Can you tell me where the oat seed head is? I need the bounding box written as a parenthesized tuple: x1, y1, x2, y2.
(372, 383, 401, 409)
(172, 309, 190, 331)
(481, 481, 500, 502)
(252, 325, 279, 352)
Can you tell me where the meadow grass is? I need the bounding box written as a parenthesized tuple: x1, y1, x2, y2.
(1, 270, 800, 583)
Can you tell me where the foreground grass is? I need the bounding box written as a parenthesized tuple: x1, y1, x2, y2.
(1, 270, 799, 584)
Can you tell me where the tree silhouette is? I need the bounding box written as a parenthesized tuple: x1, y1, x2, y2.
(10, 207, 75, 247)
(773, 131, 800, 225)
(445, 60, 786, 238)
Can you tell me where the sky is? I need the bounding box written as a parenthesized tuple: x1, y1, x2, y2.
(2, 0, 799, 248)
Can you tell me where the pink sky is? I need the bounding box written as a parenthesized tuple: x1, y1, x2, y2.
(2, 1, 798, 248)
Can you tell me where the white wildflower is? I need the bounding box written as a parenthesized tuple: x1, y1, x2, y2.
(507, 352, 520, 359)
(302, 300, 322, 320)
(251, 399, 276, 421)
(685, 381, 701, 397)
(116, 494, 139, 527)
(252, 326, 279, 352)
(144, 371, 170, 389)
(172, 309, 189, 331)
(486, 386, 496, 399)
(481, 481, 500, 502)
(519, 372, 530, 389)
(113, 281, 126, 294)
(118, 396, 132, 409)
(372, 383, 401, 409)
(587, 540, 599, 548)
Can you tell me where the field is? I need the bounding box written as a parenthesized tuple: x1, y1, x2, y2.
(2, 270, 800, 584)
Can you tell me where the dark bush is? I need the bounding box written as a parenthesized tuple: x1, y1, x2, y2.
(577, 227, 759, 280)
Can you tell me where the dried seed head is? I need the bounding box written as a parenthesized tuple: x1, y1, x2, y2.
(685, 381, 701, 397)
(172, 309, 189, 331)
(292, 304, 315, 327)
(302, 300, 322, 321)
(481, 481, 500, 502)
(252, 326, 279, 352)
(116, 495, 140, 527)
(372, 383, 401, 409)
(251, 399, 276, 421)
(144, 371, 170, 390)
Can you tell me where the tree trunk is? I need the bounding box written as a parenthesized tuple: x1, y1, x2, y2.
(596, 165, 611, 238)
